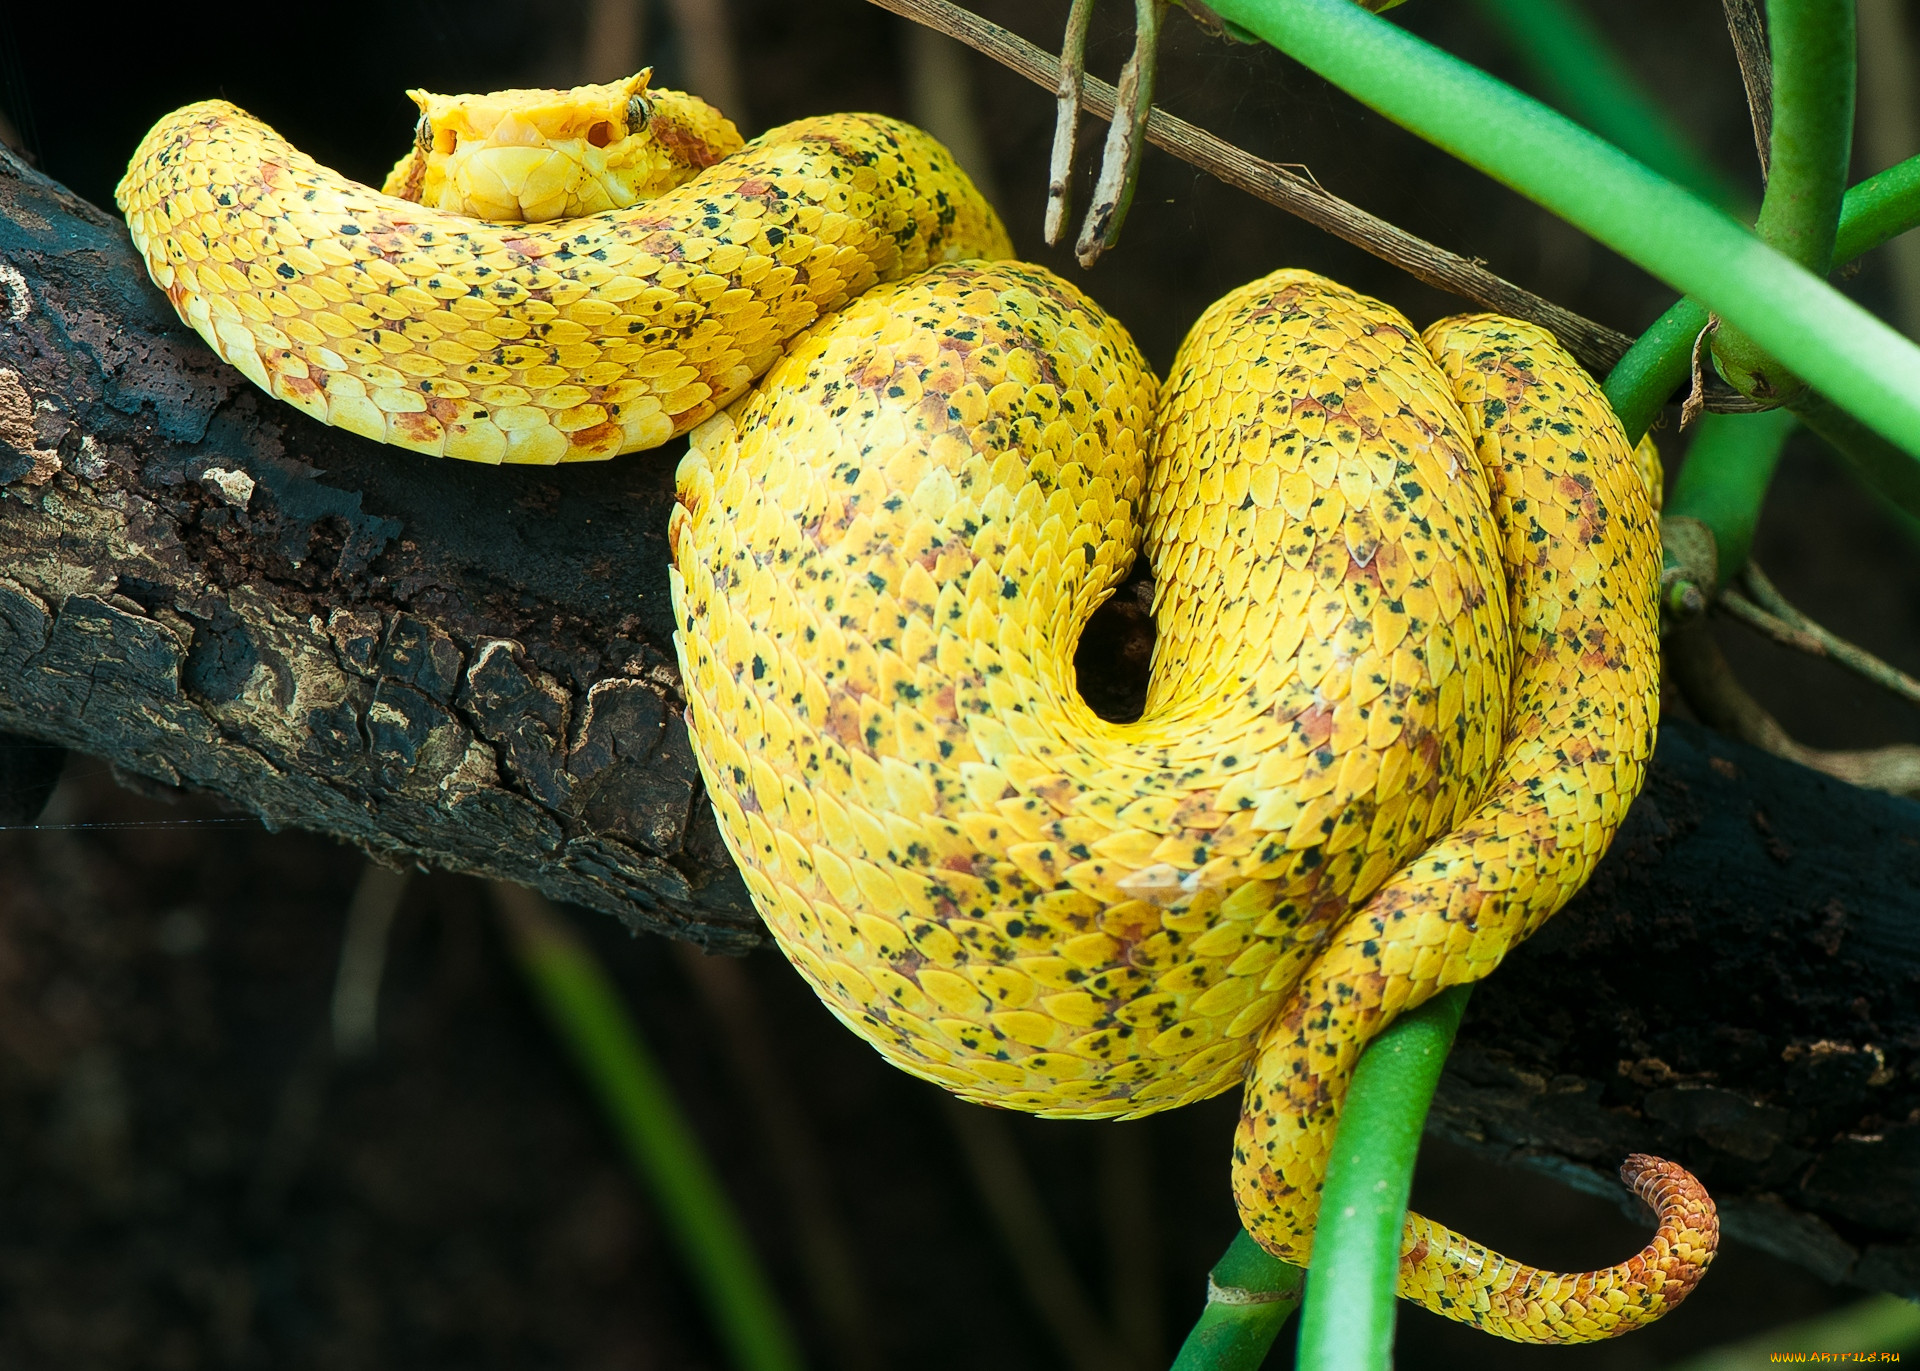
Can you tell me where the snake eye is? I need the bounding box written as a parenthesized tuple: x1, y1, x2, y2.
(626, 93, 652, 135)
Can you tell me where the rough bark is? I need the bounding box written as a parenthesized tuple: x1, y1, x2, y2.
(0, 146, 756, 950)
(2, 147, 1917, 1297)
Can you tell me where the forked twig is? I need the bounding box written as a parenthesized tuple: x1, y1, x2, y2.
(864, 0, 1638, 371)
(1719, 562, 1920, 711)
(1076, 0, 1166, 266)
(1722, 0, 1774, 180)
(1666, 622, 1920, 797)
(1045, 0, 1097, 246)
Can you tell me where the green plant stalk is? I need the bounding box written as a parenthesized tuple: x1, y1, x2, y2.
(1756, 0, 1854, 270)
(1464, 0, 1743, 209)
(1603, 298, 1709, 446)
(1168, 1231, 1306, 1371)
(507, 903, 806, 1371)
(1295, 985, 1472, 1371)
(1712, 0, 1855, 397)
(1606, 158, 1920, 444)
(1168, 988, 1471, 1371)
(1835, 154, 1920, 261)
(1666, 409, 1797, 584)
(1203, 0, 1920, 459)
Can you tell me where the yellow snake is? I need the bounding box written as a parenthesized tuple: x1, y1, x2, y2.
(118, 72, 1716, 1343)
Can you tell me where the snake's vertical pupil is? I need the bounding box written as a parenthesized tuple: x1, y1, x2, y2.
(627, 94, 651, 134)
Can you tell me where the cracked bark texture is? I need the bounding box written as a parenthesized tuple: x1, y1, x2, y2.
(2, 147, 1918, 1298)
(0, 146, 753, 950)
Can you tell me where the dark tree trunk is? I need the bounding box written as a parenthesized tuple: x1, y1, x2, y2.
(2, 147, 1916, 1299)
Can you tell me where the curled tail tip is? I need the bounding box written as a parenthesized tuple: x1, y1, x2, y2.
(1620, 1152, 1720, 1302)
(1619, 1151, 1714, 1217)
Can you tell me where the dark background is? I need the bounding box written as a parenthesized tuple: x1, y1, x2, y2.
(2, 0, 1918, 1366)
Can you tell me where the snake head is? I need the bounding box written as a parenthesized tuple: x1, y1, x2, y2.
(379, 70, 744, 223)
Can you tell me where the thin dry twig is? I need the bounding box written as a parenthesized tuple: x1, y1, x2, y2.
(1045, 0, 1097, 246)
(1682, 318, 1717, 430)
(1076, 0, 1166, 266)
(1722, 0, 1774, 180)
(675, 946, 886, 1371)
(1720, 562, 1920, 711)
(865, 0, 1638, 371)
(1680, 313, 1770, 425)
(330, 861, 409, 1059)
(1666, 622, 1920, 797)
(943, 1099, 1131, 1371)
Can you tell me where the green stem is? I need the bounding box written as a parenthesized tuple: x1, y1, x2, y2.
(1203, 0, 1920, 459)
(1464, 0, 1744, 210)
(1295, 986, 1472, 1371)
(1603, 298, 1709, 446)
(1666, 408, 1797, 584)
(1758, 0, 1854, 270)
(500, 891, 806, 1371)
(1712, 0, 1856, 397)
(1168, 1231, 1305, 1371)
(1606, 157, 1920, 445)
(1168, 989, 1472, 1371)
(1835, 154, 1920, 261)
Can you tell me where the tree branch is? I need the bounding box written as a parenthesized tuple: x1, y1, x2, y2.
(0, 147, 754, 949)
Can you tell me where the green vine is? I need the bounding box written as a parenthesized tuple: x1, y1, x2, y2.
(1665, 409, 1797, 587)
(1203, 0, 1920, 460)
(1711, 0, 1855, 402)
(1167, 988, 1472, 1370)
(1605, 158, 1920, 447)
(1462, 0, 1744, 209)
(1168, 1231, 1305, 1370)
(1295, 986, 1471, 1370)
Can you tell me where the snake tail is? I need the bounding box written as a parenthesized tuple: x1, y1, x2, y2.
(1400, 1154, 1719, 1342)
(115, 98, 1010, 464)
(1230, 314, 1703, 1340)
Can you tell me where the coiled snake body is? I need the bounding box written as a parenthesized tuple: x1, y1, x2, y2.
(119, 74, 1716, 1342)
